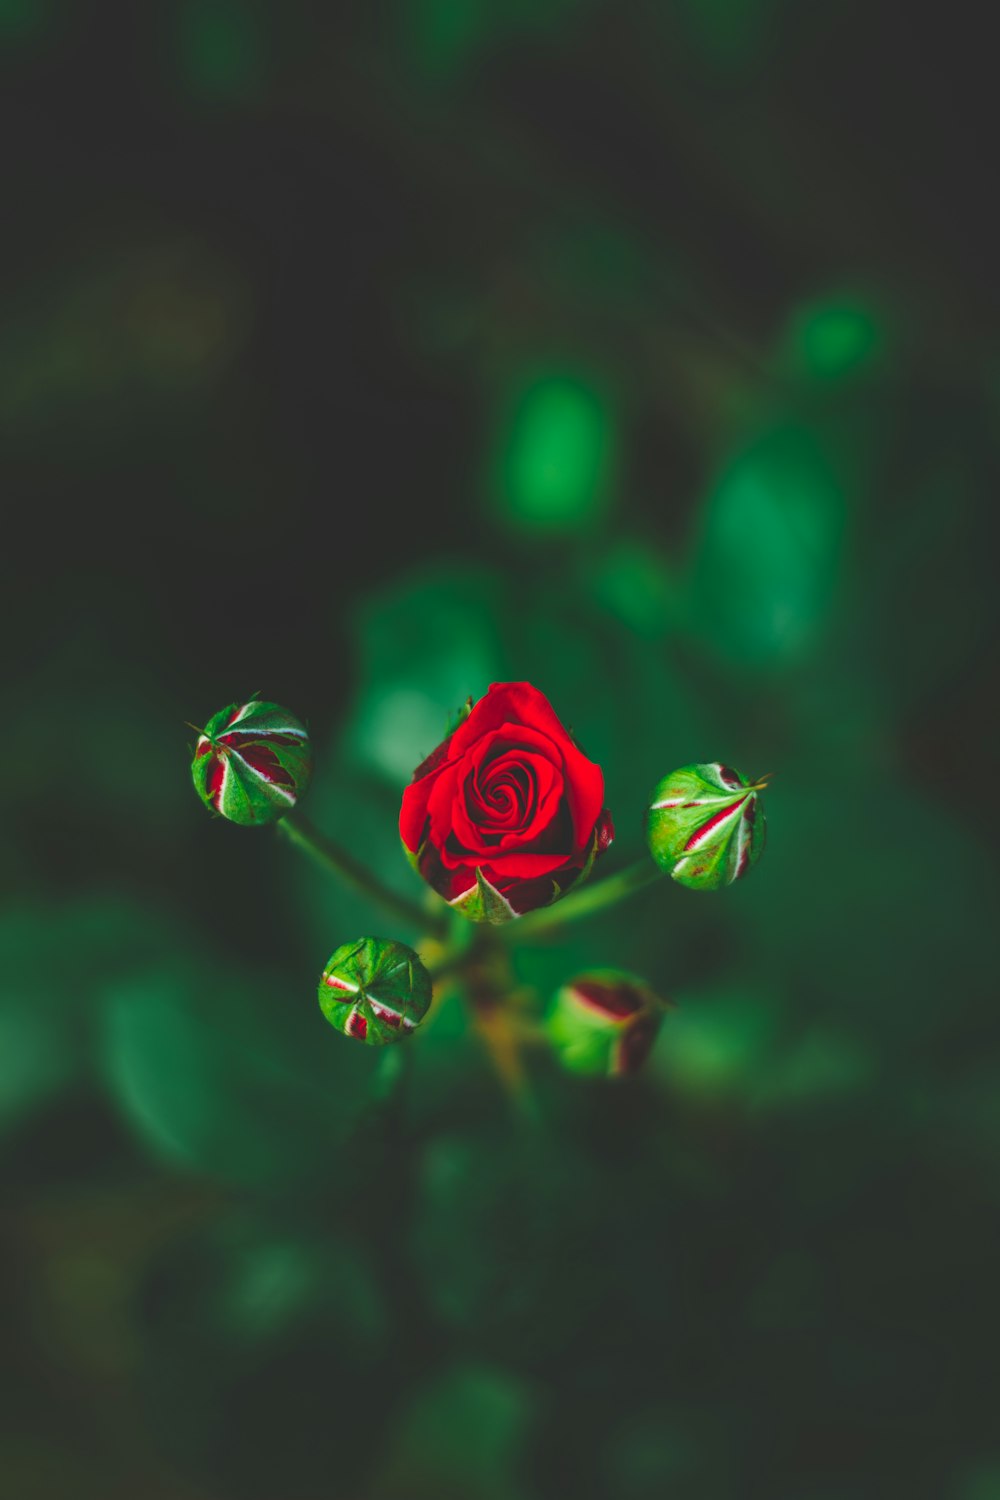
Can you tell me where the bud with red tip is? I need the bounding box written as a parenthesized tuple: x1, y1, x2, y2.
(546, 969, 670, 1077)
(318, 938, 432, 1045)
(645, 762, 767, 890)
(191, 699, 312, 825)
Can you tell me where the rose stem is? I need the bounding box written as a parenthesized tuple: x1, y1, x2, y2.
(278, 812, 448, 937)
(458, 934, 541, 1112)
(423, 947, 478, 983)
(504, 859, 665, 942)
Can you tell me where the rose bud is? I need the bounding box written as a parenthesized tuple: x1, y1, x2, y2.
(191, 699, 312, 825)
(399, 682, 614, 924)
(645, 762, 766, 890)
(546, 970, 670, 1077)
(318, 937, 432, 1044)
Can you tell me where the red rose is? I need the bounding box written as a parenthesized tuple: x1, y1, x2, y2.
(399, 682, 614, 923)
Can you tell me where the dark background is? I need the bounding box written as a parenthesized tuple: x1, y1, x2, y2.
(3, 3, 999, 1497)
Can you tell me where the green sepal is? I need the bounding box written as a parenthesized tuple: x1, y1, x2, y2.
(401, 837, 422, 876)
(445, 823, 603, 926)
(190, 746, 215, 810)
(443, 696, 474, 738)
(449, 867, 518, 925)
(557, 824, 601, 898)
(318, 937, 432, 1045)
(645, 762, 766, 891)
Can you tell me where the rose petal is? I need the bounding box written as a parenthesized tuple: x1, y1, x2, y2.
(478, 848, 571, 878)
(425, 762, 465, 852)
(400, 757, 453, 852)
(468, 726, 564, 820)
(572, 979, 645, 1018)
(465, 722, 563, 776)
(617, 1017, 658, 1075)
(418, 844, 478, 902)
(446, 683, 577, 761)
(489, 871, 564, 915)
(493, 767, 564, 849)
(455, 694, 605, 852)
(469, 753, 531, 828)
(559, 738, 605, 850)
(477, 756, 531, 811)
(452, 743, 563, 853)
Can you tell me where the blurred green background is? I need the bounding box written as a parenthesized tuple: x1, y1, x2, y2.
(3, 3, 999, 1496)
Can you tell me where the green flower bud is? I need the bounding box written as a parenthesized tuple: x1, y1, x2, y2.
(318, 938, 432, 1044)
(546, 969, 669, 1077)
(191, 699, 312, 825)
(645, 762, 766, 890)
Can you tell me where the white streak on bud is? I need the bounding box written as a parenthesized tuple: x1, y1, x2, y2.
(232, 751, 297, 802)
(650, 795, 733, 810)
(713, 764, 743, 789)
(214, 755, 231, 812)
(682, 798, 745, 851)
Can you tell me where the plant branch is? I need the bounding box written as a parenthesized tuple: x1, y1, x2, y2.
(505, 859, 665, 942)
(278, 813, 447, 937)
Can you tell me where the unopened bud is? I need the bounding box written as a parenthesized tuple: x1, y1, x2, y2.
(546, 969, 669, 1077)
(645, 762, 766, 890)
(318, 938, 432, 1044)
(191, 699, 312, 825)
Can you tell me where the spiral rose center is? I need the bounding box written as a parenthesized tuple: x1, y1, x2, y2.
(469, 758, 535, 833)
(442, 739, 571, 858)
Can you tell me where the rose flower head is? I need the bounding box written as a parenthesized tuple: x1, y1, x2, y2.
(400, 682, 614, 923)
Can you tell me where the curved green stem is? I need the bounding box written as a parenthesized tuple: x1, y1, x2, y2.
(505, 859, 665, 942)
(424, 946, 478, 983)
(279, 812, 447, 937)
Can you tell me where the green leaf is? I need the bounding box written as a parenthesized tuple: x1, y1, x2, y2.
(690, 424, 847, 669)
(0, 896, 198, 1134)
(102, 958, 376, 1189)
(650, 985, 783, 1101)
(780, 292, 889, 382)
(372, 1363, 533, 1500)
(490, 367, 618, 535)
